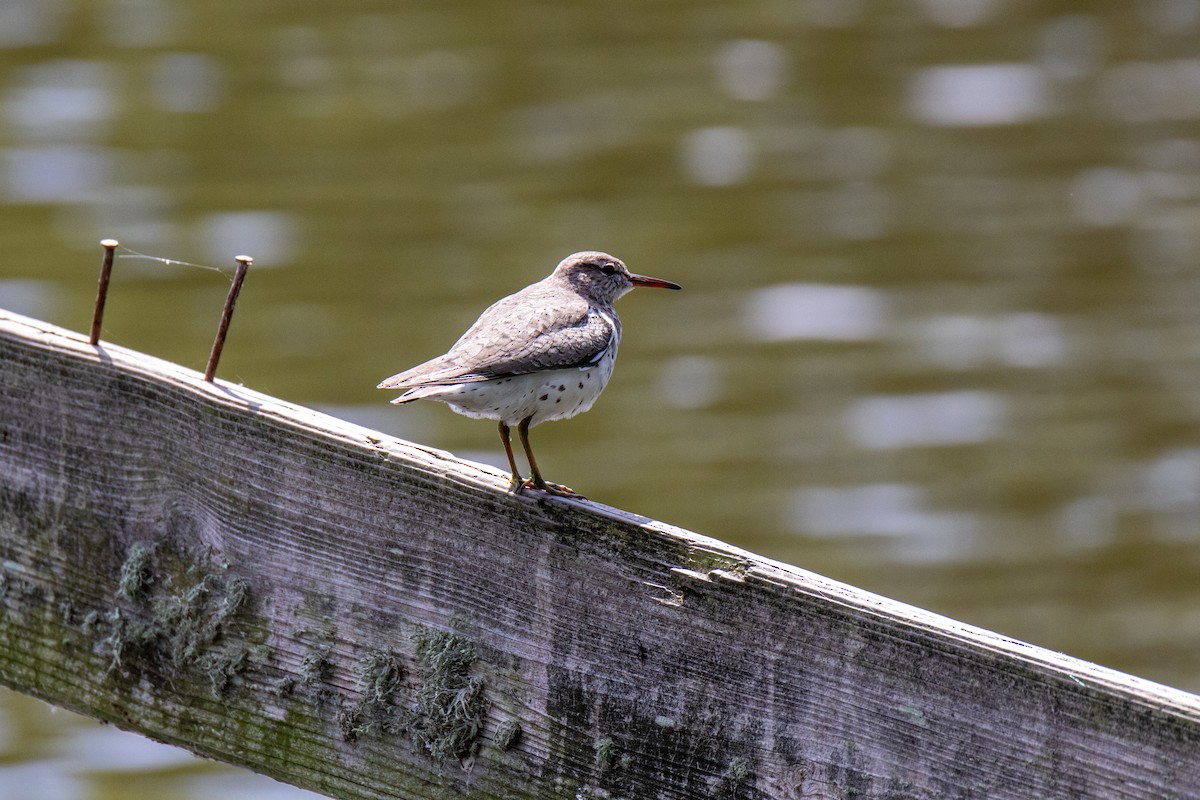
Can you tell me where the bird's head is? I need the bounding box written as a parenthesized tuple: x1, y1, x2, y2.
(553, 251, 681, 303)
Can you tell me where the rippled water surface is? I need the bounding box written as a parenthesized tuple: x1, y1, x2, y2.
(2, 1, 1200, 796)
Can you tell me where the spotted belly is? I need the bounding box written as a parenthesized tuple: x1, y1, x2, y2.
(414, 353, 618, 426)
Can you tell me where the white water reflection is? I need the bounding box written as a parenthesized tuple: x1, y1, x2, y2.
(743, 283, 888, 342)
(190, 772, 326, 800)
(910, 64, 1047, 126)
(656, 355, 721, 410)
(846, 390, 1006, 450)
(714, 40, 788, 102)
(0, 763, 82, 800)
(78, 184, 177, 253)
(681, 126, 754, 187)
(0, 0, 67, 48)
(6, 60, 115, 141)
(996, 313, 1069, 368)
(1070, 168, 1144, 227)
(1, 146, 114, 203)
(1057, 494, 1118, 549)
(1140, 448, 1200, 542)
(276, 26, 335, 94)
(61, 724, 199, 771)
(796, 483, 927, 537)
(0, 280, 56, 319)
(919, 313, 1070, 370)
(789, 483, 980, 562)
(0, 690, 327, 800)
(199, 211, 298, 266)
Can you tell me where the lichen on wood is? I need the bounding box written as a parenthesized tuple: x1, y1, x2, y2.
(88, 539, 260, 698)
(411, 628, 488, 761)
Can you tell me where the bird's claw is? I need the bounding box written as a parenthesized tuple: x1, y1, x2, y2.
(510, 477, 585, 499)
(539, 480, 584, 499)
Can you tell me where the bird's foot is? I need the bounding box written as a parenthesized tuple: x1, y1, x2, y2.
(506, 473, 585, 499)
(520, 478, 585, 499)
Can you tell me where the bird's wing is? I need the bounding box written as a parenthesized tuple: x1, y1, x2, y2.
(376, 354, 483, 390)
(378, 291, 616, 390)
(464, 306, 617, 378)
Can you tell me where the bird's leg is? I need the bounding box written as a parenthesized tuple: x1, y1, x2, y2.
(517, 415, 582, 498)
(498, 421, 524, 492)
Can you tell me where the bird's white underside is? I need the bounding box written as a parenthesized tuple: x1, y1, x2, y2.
(395, 348, 618, 427)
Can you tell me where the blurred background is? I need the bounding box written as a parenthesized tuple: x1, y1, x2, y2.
(3, 0, 1200, 796)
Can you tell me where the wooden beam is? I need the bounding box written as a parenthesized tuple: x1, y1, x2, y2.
(1, 307, 1197, 800)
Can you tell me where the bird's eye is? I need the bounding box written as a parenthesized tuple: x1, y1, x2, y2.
(600, 264, 617, 276)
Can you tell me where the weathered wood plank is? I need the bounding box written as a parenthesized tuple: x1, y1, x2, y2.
(1, 306, 1197, 800)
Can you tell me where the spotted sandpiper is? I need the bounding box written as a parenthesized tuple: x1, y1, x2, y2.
(378, 251, 681, 496)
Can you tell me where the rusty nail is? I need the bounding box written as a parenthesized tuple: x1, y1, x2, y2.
(89, 239, 119, 346)
(203, 255, 253, 382)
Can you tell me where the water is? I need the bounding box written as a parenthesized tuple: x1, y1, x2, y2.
(2, 1, 1200, 795)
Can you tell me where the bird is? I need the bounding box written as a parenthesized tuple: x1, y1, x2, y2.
(378, 251, 681, 497)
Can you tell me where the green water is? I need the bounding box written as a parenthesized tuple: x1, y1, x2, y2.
(2, 2, 1199, 796)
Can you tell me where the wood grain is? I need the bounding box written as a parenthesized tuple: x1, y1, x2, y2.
(1, 308, 1197, 800)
